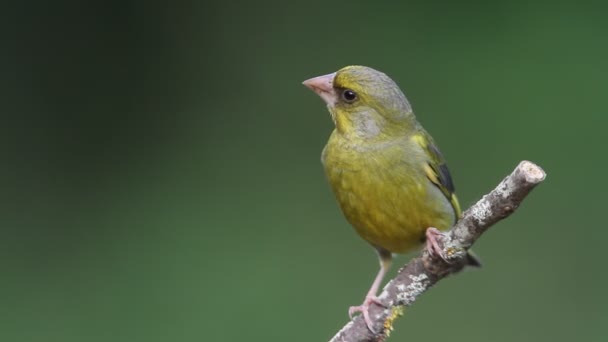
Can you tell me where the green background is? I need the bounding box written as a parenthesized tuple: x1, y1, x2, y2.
(2, 1, 605, 341)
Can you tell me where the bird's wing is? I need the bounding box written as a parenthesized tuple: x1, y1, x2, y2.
(411, 131, 462, 219)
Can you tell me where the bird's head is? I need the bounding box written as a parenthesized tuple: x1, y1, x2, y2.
(303, 65, 415, 140)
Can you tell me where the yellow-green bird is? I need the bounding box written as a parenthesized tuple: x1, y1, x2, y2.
(303, 66, 479, 330)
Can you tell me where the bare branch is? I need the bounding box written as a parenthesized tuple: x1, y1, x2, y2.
(329, 160, 546, 342)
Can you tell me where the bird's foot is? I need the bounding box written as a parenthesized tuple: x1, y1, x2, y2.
(349, 295, 386, 333)
(425, 227, 448, 262)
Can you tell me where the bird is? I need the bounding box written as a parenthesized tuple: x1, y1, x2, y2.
(302, 65, 480, 331)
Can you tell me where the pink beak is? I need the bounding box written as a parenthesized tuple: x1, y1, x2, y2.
(302, 72, 337, 105)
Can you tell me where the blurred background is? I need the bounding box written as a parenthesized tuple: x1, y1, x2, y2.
(1, 1, 605, 341)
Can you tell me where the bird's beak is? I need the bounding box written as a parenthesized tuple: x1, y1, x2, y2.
(302, 72, 337, 106)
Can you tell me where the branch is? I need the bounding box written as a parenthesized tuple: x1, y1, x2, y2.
(329, 160, 546, 342)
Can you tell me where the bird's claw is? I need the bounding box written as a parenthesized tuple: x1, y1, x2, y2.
(425, 227, 449, 262)
(349, 295, 386, 333)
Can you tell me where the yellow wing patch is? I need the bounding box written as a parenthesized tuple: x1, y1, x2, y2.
(412, 132, 462, 219)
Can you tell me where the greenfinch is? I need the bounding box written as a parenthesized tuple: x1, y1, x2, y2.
(303, 66, 479, 331)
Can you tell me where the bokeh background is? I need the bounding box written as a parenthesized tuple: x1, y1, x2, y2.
(2, 1, 606, 341)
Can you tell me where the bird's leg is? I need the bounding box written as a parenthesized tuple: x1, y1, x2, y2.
(349, 250, 392, 332)
(425, 227, 448, 261)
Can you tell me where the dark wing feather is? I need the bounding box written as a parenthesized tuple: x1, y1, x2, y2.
(428, 143, 456, 195)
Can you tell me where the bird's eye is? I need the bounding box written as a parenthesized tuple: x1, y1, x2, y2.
(341, 89, 357, 103)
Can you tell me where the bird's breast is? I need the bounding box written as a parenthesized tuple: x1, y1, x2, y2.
(322, 135, 454, 254)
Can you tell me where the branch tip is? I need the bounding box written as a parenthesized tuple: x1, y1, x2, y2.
(519, 160, 546, 183)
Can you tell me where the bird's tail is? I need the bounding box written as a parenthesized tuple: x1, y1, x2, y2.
(466, 250, 482, 267)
